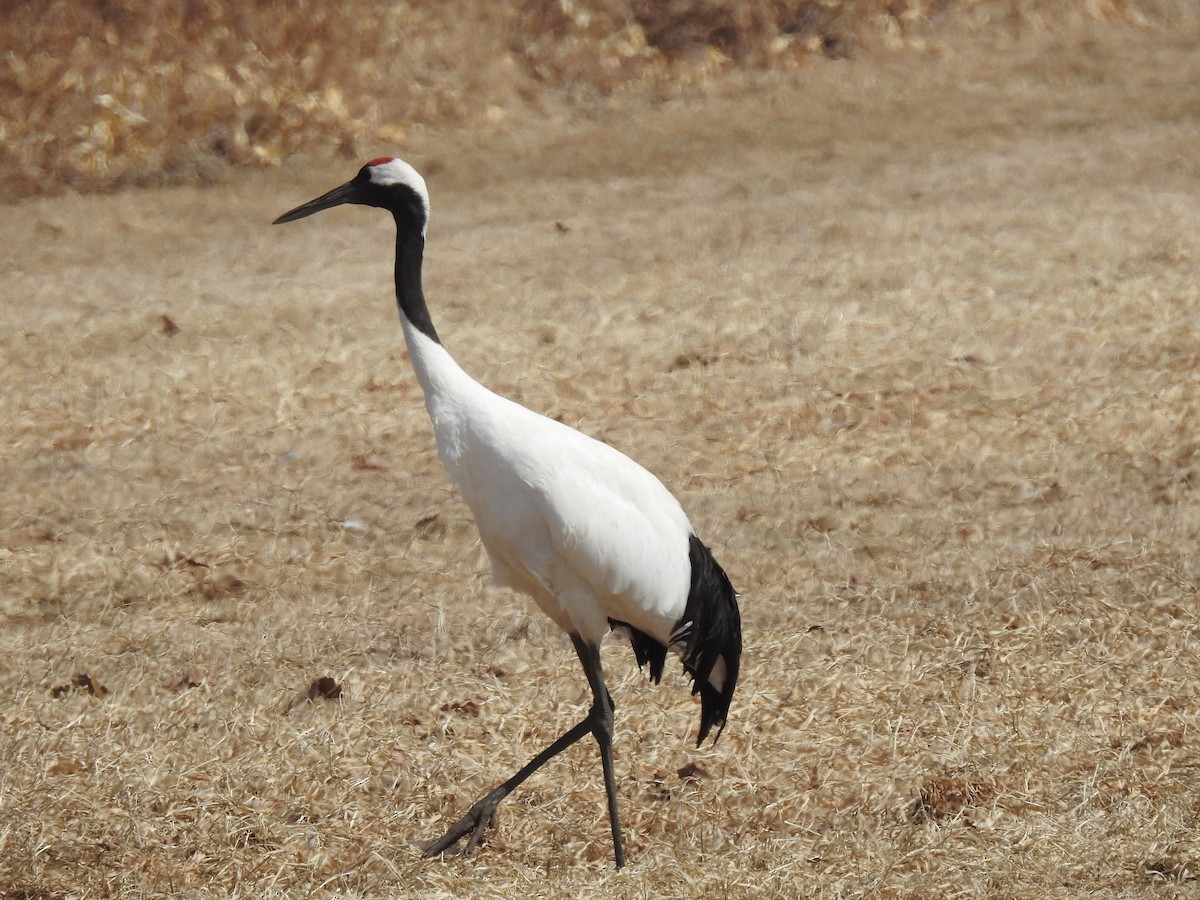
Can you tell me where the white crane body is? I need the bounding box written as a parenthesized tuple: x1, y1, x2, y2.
(274, 158, 741, 868)
(408, 319, 691, 644)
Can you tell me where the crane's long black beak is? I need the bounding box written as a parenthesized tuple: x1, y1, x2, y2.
(273, 179, 362, 224)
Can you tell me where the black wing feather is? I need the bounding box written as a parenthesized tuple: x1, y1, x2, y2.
(611, 534, 742, 746)
(671, 534, 741, 745)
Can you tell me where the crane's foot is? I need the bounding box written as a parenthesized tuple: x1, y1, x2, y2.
(422, 788, 507, 859)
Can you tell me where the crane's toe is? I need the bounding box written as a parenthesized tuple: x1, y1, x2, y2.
(422, 790, 504, 860)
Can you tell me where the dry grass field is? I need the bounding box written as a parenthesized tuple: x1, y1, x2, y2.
(4, 7, 1200, 900)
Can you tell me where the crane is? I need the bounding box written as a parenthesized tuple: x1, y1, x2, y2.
(274, 157, 742, 868)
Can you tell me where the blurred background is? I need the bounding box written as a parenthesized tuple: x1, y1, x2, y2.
(2, 0, 1190, 202)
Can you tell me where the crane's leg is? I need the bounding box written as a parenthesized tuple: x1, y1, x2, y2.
(573, 634, 627, 869)
(422, 634, 626, 868)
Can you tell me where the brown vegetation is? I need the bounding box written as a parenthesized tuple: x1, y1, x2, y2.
(0, 0, 1187, 201)
(3, 2, 1200, 898)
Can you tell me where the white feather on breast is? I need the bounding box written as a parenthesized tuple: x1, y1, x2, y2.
(439, 399, 690, 642)
(404, 325, 693, 644)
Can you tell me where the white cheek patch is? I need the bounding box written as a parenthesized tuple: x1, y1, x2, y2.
(368, 158, 431, 235)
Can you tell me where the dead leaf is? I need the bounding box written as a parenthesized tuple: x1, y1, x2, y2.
(677, 762, 709, 782)
(350, 453, 382, 471)
(1145, 855, 1199, 883)
(47, 758, 86, 776)
(51, 673, 109, 699)
(440, 699, 480, 717)
(669, 349, 720, 371)
(413, 513, 445, 539)
(171, 672, 207, 692)
(307, 676, 343, 701)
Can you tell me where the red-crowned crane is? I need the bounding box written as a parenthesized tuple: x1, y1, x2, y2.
(274, 157, 741, 869)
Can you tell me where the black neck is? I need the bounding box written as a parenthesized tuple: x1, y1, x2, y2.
(394, 225, 440, 344)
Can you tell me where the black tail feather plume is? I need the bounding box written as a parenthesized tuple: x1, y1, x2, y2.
(611, 620, 668, 684)
(672, 534, 742, 746)
(610, 535, 741, 746)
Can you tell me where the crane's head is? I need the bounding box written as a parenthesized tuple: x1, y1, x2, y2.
(273, 157, 430, 238)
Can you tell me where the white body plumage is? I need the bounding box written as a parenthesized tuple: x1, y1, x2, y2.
(274, 157, 740, 867)
(405, 321, 691, 648)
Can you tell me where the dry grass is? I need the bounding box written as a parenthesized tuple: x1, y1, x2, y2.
(1, 0, 1190, 201)
(5, 6, 1200, 900)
